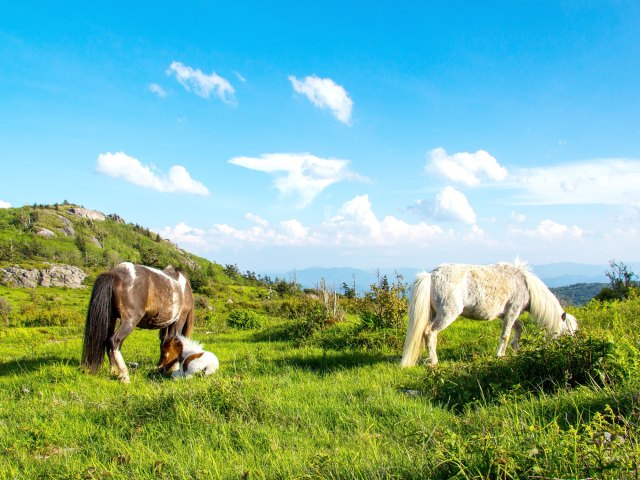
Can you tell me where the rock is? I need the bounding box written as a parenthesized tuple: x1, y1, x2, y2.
(106, 213, 125, 223)
(68, 207, 105, 222)
(57, 215, 75, 236)
(89, 236, 102, 248)
(0, 264, 87, 288)
(36, 228, 56, 238)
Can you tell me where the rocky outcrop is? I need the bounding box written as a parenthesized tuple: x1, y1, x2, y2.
(57, 215, 75, 236)
(106, 213, 125, 224)
(68, 207, 105, 222)
(0, 265, 87, 288)
(36, 228, 56, 238)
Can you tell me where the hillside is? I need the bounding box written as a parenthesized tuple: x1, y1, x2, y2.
(0, 202, 237, 290)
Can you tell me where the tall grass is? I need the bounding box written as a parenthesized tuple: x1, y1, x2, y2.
(0, 295, 639, 478)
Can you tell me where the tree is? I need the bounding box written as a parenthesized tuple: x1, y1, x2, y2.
(595, 260, 638, 301)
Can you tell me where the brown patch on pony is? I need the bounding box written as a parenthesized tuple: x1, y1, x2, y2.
(159, 337, 183, 373)
(182, 352, 204, 372)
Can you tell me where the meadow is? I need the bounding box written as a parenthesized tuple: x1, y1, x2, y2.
(1, 285, 639, 480)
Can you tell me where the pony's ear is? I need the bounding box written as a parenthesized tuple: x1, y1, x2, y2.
(561, 312, 567, 321)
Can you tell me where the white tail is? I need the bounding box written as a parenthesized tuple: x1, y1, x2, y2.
(400, 272, 432, 367)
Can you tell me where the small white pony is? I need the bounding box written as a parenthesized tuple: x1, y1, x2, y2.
(401, 261, 578, 367)
(157, 334, 219, 378)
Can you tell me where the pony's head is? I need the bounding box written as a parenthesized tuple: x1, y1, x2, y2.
(157, 336, 183, 374)
(561, 311, 578, 335)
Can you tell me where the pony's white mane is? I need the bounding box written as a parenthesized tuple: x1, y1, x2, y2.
(522, 270, 564, 334)
(175, 334, 204, 355)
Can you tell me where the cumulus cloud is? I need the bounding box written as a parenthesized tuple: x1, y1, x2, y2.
(510, 219, 585, 241)
(289, 75, 354, 124)
(323, 195, 443, 246)
(510, 211, 526, 223)
(244, 213, 269, 227)
(229, 153, 368, 207)
(96, 152, 209, 195)
(149, 83, 167, 98)
(432, 186, 477, 224)
(167, 61, 235, 103)
(0, 200, 11, 208)
(157, 222, 208, 248)
(408, 187, 477, 224)
(427, 147, 508, 187)
(510, 158, 640, 205)
(158, 195, 443, 251)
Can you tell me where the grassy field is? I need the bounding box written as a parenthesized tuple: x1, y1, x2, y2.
(1, 295, 639, 479)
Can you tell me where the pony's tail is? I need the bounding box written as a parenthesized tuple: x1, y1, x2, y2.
(401, 272, 432, 367)
(81, 273, 114, 374)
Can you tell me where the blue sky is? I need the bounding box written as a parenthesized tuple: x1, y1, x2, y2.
(1, 1, 639, 272)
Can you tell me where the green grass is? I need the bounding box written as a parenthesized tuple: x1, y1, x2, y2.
(1, 296, 639, 479)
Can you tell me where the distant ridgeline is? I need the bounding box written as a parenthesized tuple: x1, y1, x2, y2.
(0, 202, 238, 291)
(550, 283, 608, 306)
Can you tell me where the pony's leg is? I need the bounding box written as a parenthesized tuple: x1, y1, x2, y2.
(106, 319, 119, 376)
(497, 309, 521, 357)
(107, 318, 136, 383)
(510, 320, 523, 351)
(425, 309, 458, 365)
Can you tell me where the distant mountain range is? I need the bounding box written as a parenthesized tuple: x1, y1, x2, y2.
(266, 262, 640, 292)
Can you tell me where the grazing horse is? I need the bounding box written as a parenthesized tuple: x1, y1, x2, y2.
(81, 262, 194, 382)
(157, 334, 219, 378)
(401, 262, 578, 367)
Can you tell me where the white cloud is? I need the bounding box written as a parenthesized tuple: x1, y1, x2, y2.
(289, 75, 354, 124)
(96, 152, 209, 196)
(510, 158, 640, 205)
(432, 186, 477, 224)
(0, 200, 11, 208)
(229, 153, 368, 207)
(510, 211, 526, 223)
(427, 147, 508, 187)
(466, 224, 487, 241)
(157, 222, 208, 248)
(149, 83, 167, 98)
(159, 195, 443, 251)
(233, 71, 246, 83)
(510, 219, 585, 241)
(167, 61, 235, 104)
(323, 195, 443, 246)
(408, 187, 476, 224)
(244, 213, 269, 227)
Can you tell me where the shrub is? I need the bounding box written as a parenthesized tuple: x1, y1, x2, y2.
(0, 297, 10, 326)
(357, 272, 408, 329)
(227, 309, 262, 330)
(424, 333, 632, 410)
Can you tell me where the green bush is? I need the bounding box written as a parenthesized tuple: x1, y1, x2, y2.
(424, 333, 632, 410)
(227, 309, 263, 330)
(357, 273, 408, 329)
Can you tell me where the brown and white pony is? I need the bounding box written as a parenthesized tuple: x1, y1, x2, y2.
(81, 262, 194, 382)
(158, 334, 219, 378)
(401, 261, 578, 367)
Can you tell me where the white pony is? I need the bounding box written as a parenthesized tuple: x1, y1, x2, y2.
(401, 262, 578, 367)
(157, 334, 219, 378)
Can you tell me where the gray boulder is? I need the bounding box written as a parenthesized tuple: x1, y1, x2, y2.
(68, 207, 105, 222)
(36, 228, 56, 238)
(57, 215, 75, 236)
(1, 264, 87, 288)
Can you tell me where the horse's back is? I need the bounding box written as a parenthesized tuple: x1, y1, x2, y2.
(430, 263, 528, 319)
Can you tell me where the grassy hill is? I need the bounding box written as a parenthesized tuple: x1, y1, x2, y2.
(0, 202, 245, 287)
(1, 202, 640, 478)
